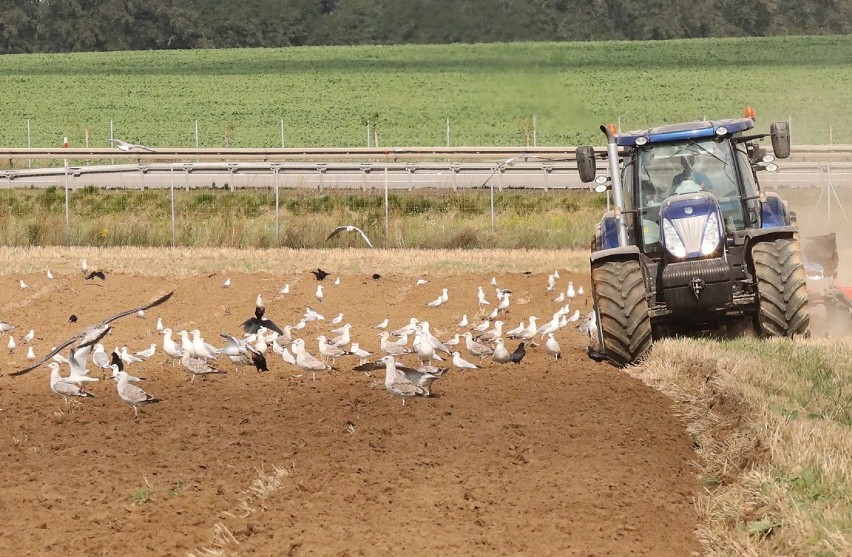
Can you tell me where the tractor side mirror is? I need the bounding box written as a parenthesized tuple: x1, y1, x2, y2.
(770, 122, 791, 159)
(576, 146, 597, 183)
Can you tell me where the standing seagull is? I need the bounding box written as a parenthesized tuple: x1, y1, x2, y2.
(46, 269, 54, 279)
(544, 333, 561, 361)
(180, 351, 225, 383)
(49, 362, 94, 404)
(451, 351, 478, 370)
(114, 368, 160, 417)
(315, 284, 324, 304)
(326, 225, 373, 248)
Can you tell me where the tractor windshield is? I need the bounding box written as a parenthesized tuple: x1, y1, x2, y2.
(635, 138, 746, 251)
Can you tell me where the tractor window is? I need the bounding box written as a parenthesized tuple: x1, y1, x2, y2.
(636, 138, 747, 233)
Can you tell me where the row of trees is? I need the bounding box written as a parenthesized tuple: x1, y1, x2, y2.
(1, 0, 850, 53)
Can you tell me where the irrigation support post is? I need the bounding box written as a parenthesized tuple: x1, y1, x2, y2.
(446, 118, 451, 147)
(317, 164, 327, 192)
(384, 166, 389, 241)
(64, 166, 70, 245)
(170, 168, 176, 248)
(109, 119, 114, 165)
(194, 120, 199, 149)
(366, 123, 371, 148)
(26, 119, 31, 168)
(280, 119, 285, 148)
(405, 163, 415, 191)
(532, 116, 537, 147)
(490, 167, 495, 235)
(273, 165, 281, 243)
(788, 115, 793, 146)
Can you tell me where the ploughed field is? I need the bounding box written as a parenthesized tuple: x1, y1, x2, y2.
(0, 264, 700, 556)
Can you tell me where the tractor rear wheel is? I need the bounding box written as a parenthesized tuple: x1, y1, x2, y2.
(591, 259, 653, 366)
(751, 238, 810, 337)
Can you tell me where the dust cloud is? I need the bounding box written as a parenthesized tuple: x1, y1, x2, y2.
(773, 185, 852, 336)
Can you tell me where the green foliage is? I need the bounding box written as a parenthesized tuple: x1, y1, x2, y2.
(0, 187, 602, 249)
(131, 488, 151, 505)
(0, 37, 850, 150)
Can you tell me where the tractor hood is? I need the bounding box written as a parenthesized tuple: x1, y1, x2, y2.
(659, 192, 724, 259)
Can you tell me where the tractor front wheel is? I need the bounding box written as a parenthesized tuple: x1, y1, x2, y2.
(591, 259, 653, 366)
(751, 238, 810, 337)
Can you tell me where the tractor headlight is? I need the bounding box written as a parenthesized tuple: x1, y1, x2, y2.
(662, 218, 687, 258)
(700, 212, 721, 255)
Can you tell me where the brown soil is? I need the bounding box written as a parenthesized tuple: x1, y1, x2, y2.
(0, 267, 701, 556)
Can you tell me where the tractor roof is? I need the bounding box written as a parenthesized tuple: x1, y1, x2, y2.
(616, 118, 754, 147)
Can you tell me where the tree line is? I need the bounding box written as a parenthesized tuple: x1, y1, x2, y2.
(1, 0, 849, 54)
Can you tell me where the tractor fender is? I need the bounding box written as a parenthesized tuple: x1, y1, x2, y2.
(595, 211, 621, 251)
(590, 244, 642, 266)
(761, 192, 792, 228)
(743, 225, 799, 264)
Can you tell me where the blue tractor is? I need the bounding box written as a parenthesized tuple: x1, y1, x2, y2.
(576, 112, 809, 366)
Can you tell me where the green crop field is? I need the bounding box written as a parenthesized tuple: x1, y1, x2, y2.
(0, 35, 850, 149)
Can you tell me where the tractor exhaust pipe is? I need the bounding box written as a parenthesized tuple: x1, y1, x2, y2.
(601, 125, 629, 247)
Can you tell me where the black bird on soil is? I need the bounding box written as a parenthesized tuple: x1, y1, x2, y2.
(311, 268, 330, 281)
(586, 346, 610, 363)
(251, 351, 269, 372)
(110, 351, 124, 372)
(508, 342, 526, 364)
(85, 270, 107, 281)
(241, 306, 283, 335)
(68, 314, 78, 323)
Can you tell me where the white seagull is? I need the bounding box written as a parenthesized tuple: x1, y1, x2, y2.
(315, 284, 324, 303)
(19, 279, 28, 289)
(109, 138, 154, 152)
(114, 369, 160, 418)
(545, 333, 561, 360)
(477, 286, 490, 306)
(451, 351, 478, 370)
(566, 281, 576, 299)
(49, 362, 94, 404)
(427, 288, 448, 307)
(222, 277, 231, 288)
(46, 269, 54, 279)
(326, 225, 373, 248)
(22, 329, 35, 343)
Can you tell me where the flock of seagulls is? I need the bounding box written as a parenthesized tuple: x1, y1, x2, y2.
(1, 259, 600, 414)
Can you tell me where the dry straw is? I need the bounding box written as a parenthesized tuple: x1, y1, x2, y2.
(630, 337, 851, 556)
(0, 246, 590, 277)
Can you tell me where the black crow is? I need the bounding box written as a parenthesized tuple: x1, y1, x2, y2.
(508, 342, 526, 364)
(241, 306, 283, 335)
(110, 351, 124, 372)
(311, 268, 330, 281)
(85, 270, 107, 280)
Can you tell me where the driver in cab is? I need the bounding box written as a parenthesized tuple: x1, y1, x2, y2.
(672, 156, 710, 194)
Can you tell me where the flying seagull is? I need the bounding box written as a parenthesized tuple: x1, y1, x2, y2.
(10, 291, 175, 376)
(109, 138, 154, 152)
(326, 225, 373, 248)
